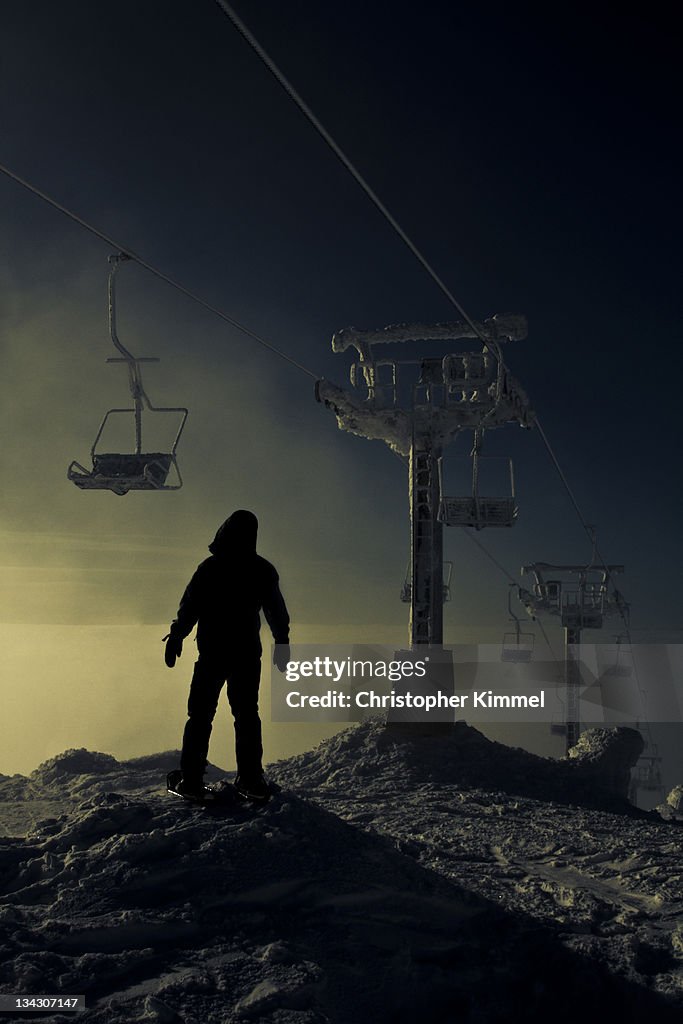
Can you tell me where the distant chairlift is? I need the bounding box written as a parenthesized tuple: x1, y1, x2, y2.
(604, 635, 633, 678)
(501, 585, 535, 662)
(550, 715, 567, 737)
(401, 560, 453, 603)
(438, 428, 517, 530)
(68, 254, 188, 496)
(632, 753, 664, 793)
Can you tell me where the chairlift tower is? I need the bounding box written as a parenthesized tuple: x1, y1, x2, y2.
(316, 314, 534, 649)
(601, 634, 664, 806)
(520, 563, 626, 751)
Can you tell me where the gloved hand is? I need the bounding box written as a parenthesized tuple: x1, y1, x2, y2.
(273, 643, 290, 673)
(162, 632, 183, 668)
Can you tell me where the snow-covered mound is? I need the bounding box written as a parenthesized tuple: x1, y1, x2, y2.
(0, 749, 195, 838)
(270, 718, 644, 807)
(657, 784, 683, 822)
(29, 749, 197, 797)
(0, 723, 681, 1023)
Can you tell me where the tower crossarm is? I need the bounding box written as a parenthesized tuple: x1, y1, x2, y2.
(316, 376, 532, 455)
(315, 379, 413, 455)
(331, 314, 528, 356)
(522, 563, 624, 575)
(520, 563, 626, 630)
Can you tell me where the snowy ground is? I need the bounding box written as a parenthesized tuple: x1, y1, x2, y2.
(0, 722, 681, 1023)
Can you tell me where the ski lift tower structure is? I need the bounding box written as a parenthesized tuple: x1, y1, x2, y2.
(316, 314, 534, 652)
(519, 562, 627, 752)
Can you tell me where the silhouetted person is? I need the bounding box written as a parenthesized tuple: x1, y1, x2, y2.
(164, 510, 290, 800)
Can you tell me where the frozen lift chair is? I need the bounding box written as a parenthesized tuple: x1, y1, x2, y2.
(68, 254, 188, 495)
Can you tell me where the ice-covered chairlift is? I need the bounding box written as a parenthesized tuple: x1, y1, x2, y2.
(438, 433, 518, 530)
(439, 488, 518, 530)
(68, 254, 188, 496)
(67, 392, 188, 496)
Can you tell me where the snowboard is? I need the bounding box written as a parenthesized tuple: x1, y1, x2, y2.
(233, 777, 272, 805)
(166, 769, 218, 805)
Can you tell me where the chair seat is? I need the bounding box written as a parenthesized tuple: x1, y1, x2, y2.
(439, 497, 517, 528)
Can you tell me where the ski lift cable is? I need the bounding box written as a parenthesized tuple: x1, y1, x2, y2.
(214, 1, 638, 603)
(0, 27, 639, 651)
(462, 527, 517, 587)
(211, 6, 646, 589)
(212, 0, 505, 369)
(534, 416, 597, 547)
(232, 0, 648, 718)
(0, 162, 320, 381)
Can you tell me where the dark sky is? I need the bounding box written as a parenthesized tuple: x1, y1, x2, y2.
(1, 1, 681, 640)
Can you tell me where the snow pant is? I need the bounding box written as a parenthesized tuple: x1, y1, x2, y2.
(180, 652, 263, 783)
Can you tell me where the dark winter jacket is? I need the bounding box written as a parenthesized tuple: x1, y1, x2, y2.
(169, 511, 290, 657)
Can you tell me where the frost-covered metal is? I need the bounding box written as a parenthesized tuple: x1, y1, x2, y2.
(317, 315, 534, 648)
(519, 563, 628, 751)
(317, 315, 533, 459)
(68, 254, 188, 495)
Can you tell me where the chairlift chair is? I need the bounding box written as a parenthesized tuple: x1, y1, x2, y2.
(400, 560, 453, 603)
(438, 430, 518, 530)
(501, 585, 534, 662)
(604, 637, 633, 678)
(68, 254, 188, 495)
(67, 403, 187, 496)
(604, 662, 633, 679)
(634, 756, 663, 791)
(501, 631, 535, 663)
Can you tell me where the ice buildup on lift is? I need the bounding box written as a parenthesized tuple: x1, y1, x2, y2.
(520, 562, 627, 631)
(68, 254, 188, 495)
(316, 314, 535, 649)
(317, 314, 533, 455)
(520, 560, 628, 752)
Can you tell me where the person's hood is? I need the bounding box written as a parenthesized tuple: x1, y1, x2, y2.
(208, 510, 258, 557)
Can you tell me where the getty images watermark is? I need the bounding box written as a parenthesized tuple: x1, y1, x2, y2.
(270, 644, 683, 724)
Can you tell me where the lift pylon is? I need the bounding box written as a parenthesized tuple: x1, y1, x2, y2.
(317, 314, 534, 649)
(520, 561, 627, 751)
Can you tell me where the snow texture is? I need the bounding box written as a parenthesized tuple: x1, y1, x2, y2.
(0, 723, 681, 1023)
(316, 368, 533, 456)
(331, 315, 528, 355)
